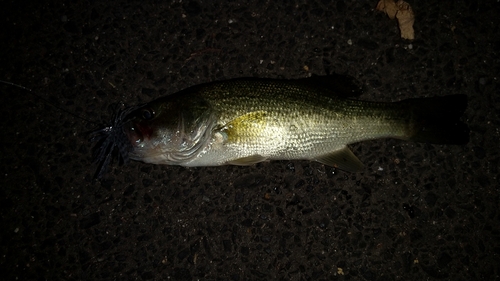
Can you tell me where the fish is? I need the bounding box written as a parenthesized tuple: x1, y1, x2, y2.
(91, 75, 469, 178)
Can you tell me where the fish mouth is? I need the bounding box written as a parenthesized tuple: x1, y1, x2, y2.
(123, 120, 153, 147)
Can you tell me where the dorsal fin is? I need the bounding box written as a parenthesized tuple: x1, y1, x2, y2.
(296, 74, 363, 98)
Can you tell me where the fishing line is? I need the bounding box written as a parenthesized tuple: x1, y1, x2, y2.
(0, 79, 122, 179)
(0, 80, 101, 126)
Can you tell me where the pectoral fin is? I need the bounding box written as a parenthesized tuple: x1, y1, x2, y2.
(223, 111, 267, 143)
(314, 146, 364, 172)
(228, 155, 268, 165)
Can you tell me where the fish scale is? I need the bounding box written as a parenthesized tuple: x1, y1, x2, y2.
(199, 81, 408, 154)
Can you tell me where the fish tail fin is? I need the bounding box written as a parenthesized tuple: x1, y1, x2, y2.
(403, 94, 469, 145)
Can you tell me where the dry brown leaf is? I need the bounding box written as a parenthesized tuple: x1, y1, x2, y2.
(376, 0, 415, 40)
(376, 0, 398, 19)
(396, 0, 415, 40)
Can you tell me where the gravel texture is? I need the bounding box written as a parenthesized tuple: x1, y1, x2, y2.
(1, 1, 499, 280)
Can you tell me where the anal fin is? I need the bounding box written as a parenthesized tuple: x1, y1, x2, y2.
(314, 146, 364, 172)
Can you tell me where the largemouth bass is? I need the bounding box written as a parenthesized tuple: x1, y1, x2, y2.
(91, 75, 468, 178)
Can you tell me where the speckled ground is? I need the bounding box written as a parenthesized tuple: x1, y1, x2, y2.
(1, 1, 499, 280)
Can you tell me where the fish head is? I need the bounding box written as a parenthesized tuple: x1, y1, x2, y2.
(122, 96, 214, 165)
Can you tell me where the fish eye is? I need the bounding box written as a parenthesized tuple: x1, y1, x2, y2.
(141, 108, 155, 120)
